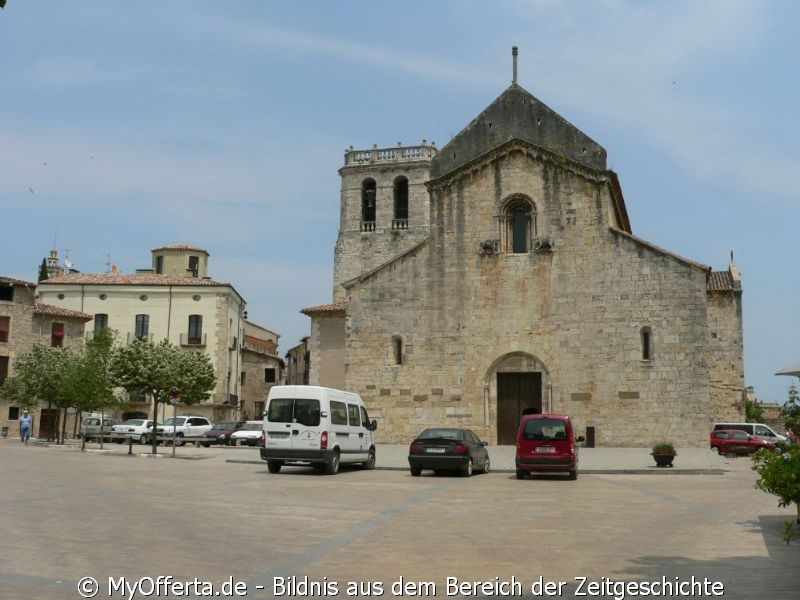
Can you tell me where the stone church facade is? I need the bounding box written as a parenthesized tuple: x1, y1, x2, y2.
(304, 69, 744, 447)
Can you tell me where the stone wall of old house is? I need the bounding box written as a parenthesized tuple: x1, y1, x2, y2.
(1, 281, 89, 438)
(310, 314, 346, 391)
(707, 288, 746, 424)
(339, 149, 720, 446)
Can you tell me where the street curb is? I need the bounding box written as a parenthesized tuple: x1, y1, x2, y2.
(223, 459, 726, 475)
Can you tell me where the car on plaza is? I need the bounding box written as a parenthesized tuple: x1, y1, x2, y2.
(110, 419, 157, 444)
(407, 428, 490, 477)
(515, 413, 581, 480)
(229, 421, 263, 446)
(80, 416, 120, 441)
(710, 429, 777, 455)
(201, 421, 243, 447)
(154, 416, 212, 446)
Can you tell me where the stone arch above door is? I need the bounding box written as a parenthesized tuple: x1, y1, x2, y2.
(484, 352, 551, 445)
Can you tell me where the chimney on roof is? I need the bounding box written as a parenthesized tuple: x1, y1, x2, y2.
(512, 46, 518, 85)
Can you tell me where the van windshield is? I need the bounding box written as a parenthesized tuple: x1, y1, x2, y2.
(523, 419, 568, 441)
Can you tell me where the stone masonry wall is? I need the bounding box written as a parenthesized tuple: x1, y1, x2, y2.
(340, 149, 720, 446)
(333, 159, 432, 301)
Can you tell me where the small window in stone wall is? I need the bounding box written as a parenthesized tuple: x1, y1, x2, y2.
(641, 327, 653, 361)
(240, 371, 246, 386)
(392, 336, 403, 365)
(264, 368, 276, 383)
(0, 316, 9, 342)
(51, 322, 65, 347)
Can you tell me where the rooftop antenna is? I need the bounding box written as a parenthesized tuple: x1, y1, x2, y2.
(105, 254, 112, 273)
(512, 46, 518, 85)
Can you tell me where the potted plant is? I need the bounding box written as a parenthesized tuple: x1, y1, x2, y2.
(651, 442, 677, 467)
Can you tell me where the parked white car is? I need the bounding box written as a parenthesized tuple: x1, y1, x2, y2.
(155, 416, 212, 446)
(110, 419, 157, 444)
(229, 421, 263, 446)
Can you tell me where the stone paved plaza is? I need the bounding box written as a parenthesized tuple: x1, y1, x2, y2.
(1, 439, 798, 599)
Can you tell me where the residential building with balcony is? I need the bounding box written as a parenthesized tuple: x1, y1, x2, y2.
(36, 245, 247, 423)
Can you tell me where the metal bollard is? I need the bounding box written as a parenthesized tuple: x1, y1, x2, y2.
(128, 436, 133, 455)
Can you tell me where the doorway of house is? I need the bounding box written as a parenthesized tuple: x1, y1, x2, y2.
(497, 372, 542, 444)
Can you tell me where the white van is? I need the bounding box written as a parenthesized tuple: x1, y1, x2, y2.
(712, 422, 788, 444)
(260, 385, 377, 474)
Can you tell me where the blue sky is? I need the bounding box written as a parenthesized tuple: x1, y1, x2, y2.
(1, 1, 798, 403)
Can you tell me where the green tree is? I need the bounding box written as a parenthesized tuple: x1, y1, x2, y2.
(3, 343, 75, 442)
(64, 328, 120, 442)
(38, 258, 49, 282)
(753, 444, 800, 543)
(745, 397, 764, 423)
(782, 383, 800, 438)
(109, 338, 216, 453)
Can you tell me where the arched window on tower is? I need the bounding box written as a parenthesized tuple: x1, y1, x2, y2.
(361, 179, 377, 232)
(500, 196, 536, 253)
(393, 176, 409, 230)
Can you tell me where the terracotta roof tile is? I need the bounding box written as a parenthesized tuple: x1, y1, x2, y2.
(151, 244, 209, 254)
(34, 302, 93, 321)
(1, 276, 36, 287)
(301, 302, 346, 315)
(708, 271, 740, 291)
(40, 273, 229, 287)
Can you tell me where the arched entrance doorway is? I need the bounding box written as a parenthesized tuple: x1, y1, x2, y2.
(487, 353, 550, 445)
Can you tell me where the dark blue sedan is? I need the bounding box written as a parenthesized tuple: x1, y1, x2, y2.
(408, 428, 490, 477)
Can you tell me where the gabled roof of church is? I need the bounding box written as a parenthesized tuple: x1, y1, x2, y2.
(430, 83, 607, 179)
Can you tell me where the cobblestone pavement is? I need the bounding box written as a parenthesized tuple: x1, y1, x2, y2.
(1, 439, 797, 599)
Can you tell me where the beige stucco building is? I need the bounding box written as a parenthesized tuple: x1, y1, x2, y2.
(304, 73, 745, 447)
(37, 245, 247, 423)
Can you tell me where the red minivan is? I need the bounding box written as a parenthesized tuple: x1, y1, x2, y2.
(515, 414, 579, 480)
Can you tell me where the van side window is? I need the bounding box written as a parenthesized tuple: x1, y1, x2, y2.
(268, 398, 294, 423)
(360, 407, 371, 429)
(754, 425, 771, 436)
(330, 401, 348, 425)
(294, 399, 320, 427)
(347, 403, 360, 427)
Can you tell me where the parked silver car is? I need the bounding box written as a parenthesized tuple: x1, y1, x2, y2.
(80, 416, 120, 441)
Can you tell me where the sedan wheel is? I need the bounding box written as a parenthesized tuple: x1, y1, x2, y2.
(461, 458, 473, 477)
(139, 434, 148, 445)
(482, 456, 490, 474)
(410, 465, 423, 477)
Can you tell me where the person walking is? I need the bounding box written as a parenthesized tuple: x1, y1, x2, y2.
(19, 409, 32, 445)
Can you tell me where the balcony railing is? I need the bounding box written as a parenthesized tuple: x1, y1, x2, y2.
(180, 332, 206, 347)
(361, 221, 376, 233)
(344, 143, 438, 167)
(391, 219, 409, 230)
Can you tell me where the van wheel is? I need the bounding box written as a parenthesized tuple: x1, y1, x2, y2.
(363, 449, 376, 470)
(267, 461, 282, 474)
(516, 470, 525, 480)
(325, 451, 340, 475)
(410, 465, 422, 477)
(569, 470, 578, 480)
(461, 458, 473, 477)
